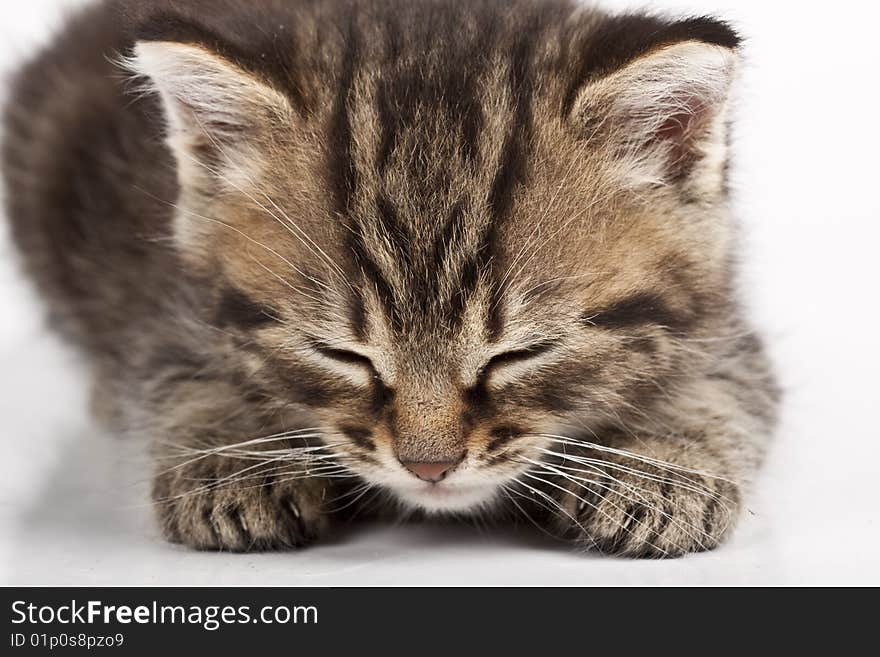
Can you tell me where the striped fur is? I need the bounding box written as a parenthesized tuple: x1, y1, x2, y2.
(3, 0, 778, 557)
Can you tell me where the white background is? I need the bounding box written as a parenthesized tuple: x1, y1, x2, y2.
(1, 0, 878, 585)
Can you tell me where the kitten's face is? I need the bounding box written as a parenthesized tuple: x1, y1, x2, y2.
(132, 24, 736, 512)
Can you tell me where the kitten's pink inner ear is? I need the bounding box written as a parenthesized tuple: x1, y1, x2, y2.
(571, 40, 737, 181)
(655, 92, 709, 141)
(650, 91, 718, 174)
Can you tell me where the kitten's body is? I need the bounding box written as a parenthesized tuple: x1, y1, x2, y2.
(4, 0, 778, 556)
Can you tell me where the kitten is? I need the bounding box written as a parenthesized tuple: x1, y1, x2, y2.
(3, 0, 778, 557)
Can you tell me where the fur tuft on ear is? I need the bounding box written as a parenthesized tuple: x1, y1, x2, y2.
(121, 40, 294, 252)
(122, 40, 292, 171)
(572, 40, 737, 187)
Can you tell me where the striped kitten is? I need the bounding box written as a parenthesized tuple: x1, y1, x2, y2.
(3, 0, 778, 557)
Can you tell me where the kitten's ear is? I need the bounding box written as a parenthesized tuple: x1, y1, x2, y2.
(125, 40, 292, 175)
(571, 40, 737, 188)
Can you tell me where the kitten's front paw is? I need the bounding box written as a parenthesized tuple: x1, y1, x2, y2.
(152, 455, 335, 551)
(545, 448, 741, 558)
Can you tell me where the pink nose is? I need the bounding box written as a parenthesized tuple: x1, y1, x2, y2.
(401, 455, 465, 483)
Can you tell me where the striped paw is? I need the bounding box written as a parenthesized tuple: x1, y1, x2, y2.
(551, 454, 742, 558)
(151, 454, 334, 551)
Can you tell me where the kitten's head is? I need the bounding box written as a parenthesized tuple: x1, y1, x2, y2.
(127, 1, 740, 513)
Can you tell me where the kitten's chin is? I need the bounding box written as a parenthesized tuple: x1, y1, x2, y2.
(392, 482, 498, 514)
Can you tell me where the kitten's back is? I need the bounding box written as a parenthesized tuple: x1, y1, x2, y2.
(3, 2, 179, 356)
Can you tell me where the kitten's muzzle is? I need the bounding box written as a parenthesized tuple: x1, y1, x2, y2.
(399, 452, 466, 483)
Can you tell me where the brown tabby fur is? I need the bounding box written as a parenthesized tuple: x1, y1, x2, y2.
(3, 0, 778, 557)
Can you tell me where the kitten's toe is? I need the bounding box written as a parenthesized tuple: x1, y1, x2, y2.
(208, 503, 251, 552)
(226, 482, 330, 549)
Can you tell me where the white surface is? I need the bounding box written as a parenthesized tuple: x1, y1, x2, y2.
(1, 0, 879, 586)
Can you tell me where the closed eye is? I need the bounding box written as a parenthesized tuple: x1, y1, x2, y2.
(314, 343, 377, 375)
(478, 342, 555, 382)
